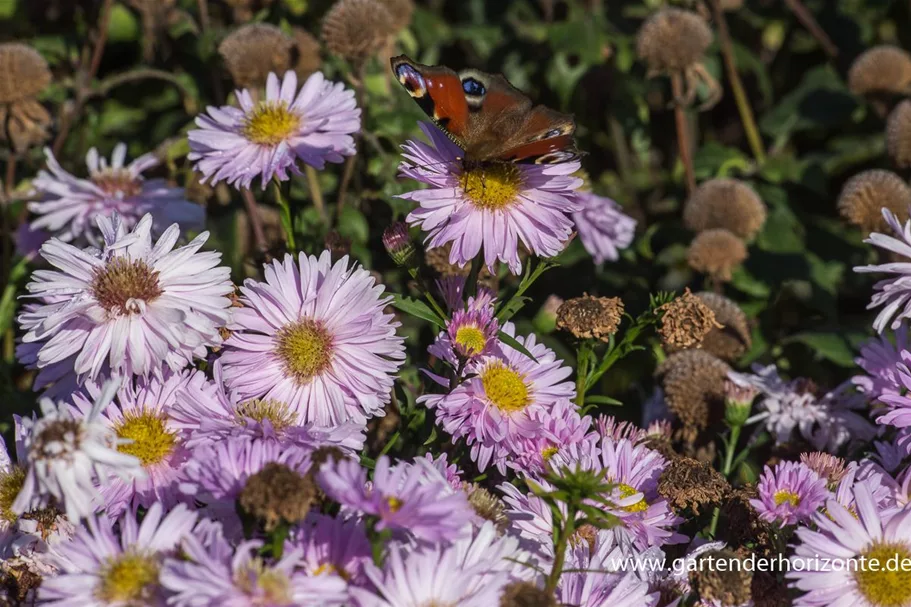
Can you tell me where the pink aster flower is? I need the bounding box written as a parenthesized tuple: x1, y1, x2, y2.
(751, 461, 830, 526)
(28, 143, 204, 247)
(40, 502, 197, 606)
(220, 251, 405, 426)
(161, 535, 348, 607)
(853, 326, 908, 403)
(18, 213, 233, 383)
(70, 371, 195, 518)
(316, 455, 474, 543)
(855, 208, 911, 332)
(572, 190, 636, 264)
(557, 535, 659, 607)
(873, 354, 911, 429)
(788, 484, 911, 607)
(509, 400, 598, 475)
(421, 322, 575, 473)
(189, 70, 359, 190)
(287, 513, 371, 585)
(428, 289, 499, 366)
(400, 122, 583, 274)
(170, 361, 365, 454)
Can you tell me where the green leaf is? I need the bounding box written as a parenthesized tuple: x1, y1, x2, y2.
(496, 295, 530, 323)
(583, 395, 623, 407)
(497, 330, 538, 362)
(337, 206, 370, 245)
(783, 332, 856, 367)
(392, 294, 445, 328)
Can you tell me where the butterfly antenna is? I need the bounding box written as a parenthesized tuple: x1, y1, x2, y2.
(405, 157, 464, 173)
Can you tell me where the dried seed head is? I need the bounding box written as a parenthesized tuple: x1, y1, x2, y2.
(887, 100, 911, 169)
(800, 452, 848, 486)
(686, 228, 747, 283)
(290, 28, 322, 79)
(657, 289, 722, 350)
(636, 8, 712, 73)
(322, 0, 395, 63)
(722, 485, 774, 555)
(0, 43, 51, 104)
(237, 462, 316, 531)
(0, 98, 52, 154)
(691, 548, 753, 606)
(837, 169, 911, 234)
(656, 349, 731, 435)
(556, 295, 624, 342)
(683, 178, 767, 240)
(499, 580, 558, 607)
(466, 485, 510, 535)
(377, 0, 414, 30)
(693, 291, 751, 362)
(219, 24, 297, 89)
(848, 45, 911, 96)
(222, 0, 276, 23)
(657, 456, 729, 515)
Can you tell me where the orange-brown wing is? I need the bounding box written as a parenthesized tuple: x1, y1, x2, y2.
(391, 55, 470, 148)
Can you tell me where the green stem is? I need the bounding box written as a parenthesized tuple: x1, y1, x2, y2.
(545, 504, 576, 596)
(408, 267, 448, 321)
(495, 260, 555, 323)
(268, 522, 290, 560)
(575, 342, 593, 407)
(272, 178, 296, 250)
(305, 165, 327, 224)
(466, 255, 484, 300)
(722, 425, 743, 478)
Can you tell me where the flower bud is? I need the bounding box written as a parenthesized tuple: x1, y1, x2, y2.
(382, 222, 417, 268)
(724, 378, 757, 427)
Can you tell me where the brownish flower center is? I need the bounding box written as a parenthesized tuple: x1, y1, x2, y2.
(91, 257, 163, 315)
(91, 168, 142, 198)
(459, 163, 523, 210)
(275, 318, 334, 384)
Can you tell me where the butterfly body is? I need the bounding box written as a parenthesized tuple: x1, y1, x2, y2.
(391, 55, 579, 166)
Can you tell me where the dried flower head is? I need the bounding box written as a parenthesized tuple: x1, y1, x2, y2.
(290, 28, 322, 79)
(219, 23, 296, 89)
(721, 485, 774, 555)
(377, 0, 414, 30)
(838, 169, 911, 233)
(656, 349, 731, 434)
(237, 461, 317, 531)
(0, 98, 51, 153)
(799, 452, 848, 486)
(683, 178, 767, 240)
(658, 456, 729, 515)
(0, 43, 51, 104)
(687, 228, 748, 283)
(499, 581, 558, 607)
(694, 291, 751, 362)
(466, 484, 510, 535)
(691, 548, 753, 606)
(322, 0, 395, 63)
(556, 294, 624, 342)
(887, 100, 911, 168)
(657, 289, 722, 350)
(848, 45, 911, 96)
(636, 8, 712, 73)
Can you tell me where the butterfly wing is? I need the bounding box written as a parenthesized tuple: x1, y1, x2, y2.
(391, 55, 471, 150)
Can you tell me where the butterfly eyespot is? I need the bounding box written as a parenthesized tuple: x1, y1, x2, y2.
(543, 129, 562, 138)
(394, 64, 426, 95)
(462, 78, 486, 97)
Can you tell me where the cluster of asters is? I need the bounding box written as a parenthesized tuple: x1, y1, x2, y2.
(5, 65, 911, 607)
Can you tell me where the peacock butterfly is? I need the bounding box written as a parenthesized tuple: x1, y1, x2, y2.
(390, 54, 579, 166)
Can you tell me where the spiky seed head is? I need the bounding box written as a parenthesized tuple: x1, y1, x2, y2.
(657, 456, 729, 515)
(556, 295, 624, 342)
(321, 0, 395, 63)
(656, 349, 731, 435)
(657, 289, 722, 350)
(219, 24, 297, 89)
(837, 169, 911, 234)
(377, 0, 414, 30)
(888, 100, 911, 169)
(0, 43, 51, 105)
(0, 99, 52, 153)
(636, 8, 713, 73)
(683, 178, 767, 240)
(692, 291, 751, 362)
(848, 45, 911, 96)
(290, 28, 322, 79)
(686, 228, 747, 283)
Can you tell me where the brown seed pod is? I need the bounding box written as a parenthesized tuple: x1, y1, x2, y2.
(656, 349, 731, 435)
(0, 98, 52, 154)
(683, 178, 767, 240)
(887, 100, 911, 169)
(499, 581, 558, 607)
(0, 43, 51, 104)
(377, 0, 414, 30)
(657, 289, 722, 350)
(556, 295, 624, 342)
(321, 0, 395, 63)
(691, 548, 753, 607)
(291, 28, 322, 79)
(219, 24, 298, 89)
(686, 228, 747, 283)
(837, 169, 911, 234)
(848, 45, 911, 96)
(693, 291, 751, 362)
(237, 462, 316, 531)
(636, 8, 712, 73)
(657, 456, 729, 515)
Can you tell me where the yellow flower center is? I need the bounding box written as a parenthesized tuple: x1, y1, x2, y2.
(481, 362, 529, 413)
(0, 466, 26, 524)
(234, 399, 297, 431)
(854, 542, 911, 607)
(541, 446, 559, 461)
(386, 496, 403, 513)
(243, 101, 301, 146)
(96, 552, 160, 603)
(618, 483, 648, 513)
(454, 325, 487, 355)
(773, 490, 801, 507)
(115, 409, 177, 467)
(276, 319, 334, 385)
(235, 559, 292, 603)
(459, 163, 523, 210)
(91, 257, 163, 315)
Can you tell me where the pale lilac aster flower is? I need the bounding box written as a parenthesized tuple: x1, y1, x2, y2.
(874, 354, 911, 429)
(424, 452, 464, 491)
(509, 400, 597, 475)
(437, 275, 467, 311)
(171, 361, 365, 454)
(557, 534, 659, 607)
(29, 143, 204, 247)
(349, 522, 519, 607)
(18, 213, 233, 382)
(287, 513, 371, 585)
(572, 190, 636, 264)
(788, 484, 911, 607)
(40, 502, 197, 606)
(13, 382, 144, 521)
(855, 208, 911, 332)
(220, 251, 405, 426)
(161, 535, 348, 607)
(420, 322, 575, 473)
(751, 461, 830, 526)
(833, 463, 900, 517)
(317, 455, 473, 543)
(853, 326, 908, 403)
(873, 431, 911, 473)
(597, 415, 647, 444)
(189, 70, 359, 190)
(800, 452, 849, 486)
(400, 122, 583, 274)
(70, 371, 194, 518)
(429, 291, 499, 363)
